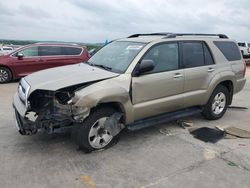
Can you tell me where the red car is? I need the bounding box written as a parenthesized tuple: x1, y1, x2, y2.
(0, 43, 90, 83)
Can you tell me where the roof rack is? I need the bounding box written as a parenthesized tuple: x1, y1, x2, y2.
(128, 33, 229, 39)
(164, 33, 228, 39)
(128, 33, 172, 38)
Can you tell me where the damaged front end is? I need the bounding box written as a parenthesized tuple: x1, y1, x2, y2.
(14, 81, 90, 135)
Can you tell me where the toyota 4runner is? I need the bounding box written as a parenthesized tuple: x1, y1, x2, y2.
(13, 33, 246, 152)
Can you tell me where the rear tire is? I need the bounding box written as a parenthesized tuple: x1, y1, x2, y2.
(76, 107, 119, 152)
(202, 85, 229, 120)
(0, 67, 12, 83)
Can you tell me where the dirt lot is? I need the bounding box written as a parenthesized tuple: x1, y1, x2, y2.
(0, 67, 250, 188)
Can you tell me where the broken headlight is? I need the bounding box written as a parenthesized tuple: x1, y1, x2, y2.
(18, 78, 30, 107)
(55, 92, 74, 105)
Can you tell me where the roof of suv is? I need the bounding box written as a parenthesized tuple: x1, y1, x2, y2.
(118, 33, 230, 43)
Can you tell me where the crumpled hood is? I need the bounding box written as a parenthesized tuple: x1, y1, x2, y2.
(25, 63, 119, 94)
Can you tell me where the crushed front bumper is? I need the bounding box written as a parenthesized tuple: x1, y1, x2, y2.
(13, 92, 37, 135)
(14, 109, 36, 135)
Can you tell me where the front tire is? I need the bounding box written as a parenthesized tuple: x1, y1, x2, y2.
(202, 85, 229, 120)
(76, 107, 119, 152)
(0, 67, 12, 83)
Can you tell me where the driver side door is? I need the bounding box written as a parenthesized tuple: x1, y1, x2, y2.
(131, 42, 184, 121)
(11, 46, 43, 77)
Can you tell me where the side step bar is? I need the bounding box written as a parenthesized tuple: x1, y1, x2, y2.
(127, 107, 202, 131)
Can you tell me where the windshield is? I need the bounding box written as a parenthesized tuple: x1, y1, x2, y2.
(88, 41, 146, 73)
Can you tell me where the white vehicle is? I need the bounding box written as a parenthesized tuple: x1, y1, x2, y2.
(238, 42, 250, 57)
(0, 46, 14, 56)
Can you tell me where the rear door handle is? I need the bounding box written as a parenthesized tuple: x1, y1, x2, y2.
(208, 68, 215, 72)
(173, 73, 183, 78)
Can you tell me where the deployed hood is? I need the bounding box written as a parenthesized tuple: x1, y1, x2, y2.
(25, 63, 119, 93)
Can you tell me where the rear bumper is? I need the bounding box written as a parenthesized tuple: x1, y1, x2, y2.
(234, 78, 246, 94)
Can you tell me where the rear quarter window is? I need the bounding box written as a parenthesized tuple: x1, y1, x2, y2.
(214, 41, 241, 61)
(62, 47, 82, 55)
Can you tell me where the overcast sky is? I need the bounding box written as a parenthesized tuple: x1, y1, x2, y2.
(0, 0, 249, 43)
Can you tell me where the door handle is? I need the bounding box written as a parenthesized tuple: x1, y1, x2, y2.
(173, 73, 183, 78)
(208, 68, 215, 72)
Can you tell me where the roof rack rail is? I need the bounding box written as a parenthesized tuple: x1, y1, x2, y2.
(164, 33, 229, 39)
(128, 33, 229, 39)
(128, 33, 172, 38)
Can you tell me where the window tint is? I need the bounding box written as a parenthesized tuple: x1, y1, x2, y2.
(182, 42, 204, 68)
(214, 41, 241, 61)
(142, 43, 179, 73)
(18, 47, 38, 57)
(203, 43, 214, 65)
(62, 47, 82, 55)
(39, 46, 62, 56)
(3, 47, 12, 50)
(248, 43, 250, 47)
(238, 43, 246, 47)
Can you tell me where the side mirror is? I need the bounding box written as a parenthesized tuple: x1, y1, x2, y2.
(135, 59, 155, 75)
(17, 53, 24, 60)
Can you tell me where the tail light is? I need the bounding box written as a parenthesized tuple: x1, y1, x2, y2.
(243, 60, 247, 76)
(248, 48, 250, 53)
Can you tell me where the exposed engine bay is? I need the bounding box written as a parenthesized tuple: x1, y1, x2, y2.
(18, 85, 91, 135)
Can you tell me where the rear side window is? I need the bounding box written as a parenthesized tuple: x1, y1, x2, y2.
(248, 43, 250, 47)
(203, 43, 214, 65)
(62, 47, 82, 55)
(182, 42, 204, 68)
(39, 46, 62, 56)
(214, 41, 241, 61)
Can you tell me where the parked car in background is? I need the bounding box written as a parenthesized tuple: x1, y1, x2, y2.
(238, 42, 250, 57)
(0, 46, 14, 56)
(0, 43, 90, 83)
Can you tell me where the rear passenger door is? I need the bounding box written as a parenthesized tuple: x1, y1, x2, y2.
(181, 41, 219, 107)
(132, 42, 184, 121)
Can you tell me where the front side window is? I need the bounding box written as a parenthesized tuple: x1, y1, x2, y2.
(88, 41, 146, 73)
(17, 47, 38, 57)
(182, 42, 204, 68)
(141, 42, 179, 74)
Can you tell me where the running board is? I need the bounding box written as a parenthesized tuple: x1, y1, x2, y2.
(127, 107, 202, 131)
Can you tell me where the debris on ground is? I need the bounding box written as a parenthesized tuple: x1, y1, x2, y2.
(215, 126, 225, 131)
(81, 175, 96, 188)
(224, 134, 238, 139)
(225, 127, 250, 138)
(189, 127, 225, 143)
(228, 106, 248, 110)
(159, 128, 175, 136)
(239, 144, 246, 147)
(227, 161, 238, 167)
(176, 120, 193, 129)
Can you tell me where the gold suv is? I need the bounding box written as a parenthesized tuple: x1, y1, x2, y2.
(13, 33, 246, 151)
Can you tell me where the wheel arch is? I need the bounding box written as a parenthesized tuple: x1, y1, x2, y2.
(0, 65, 13, 81)
(206, 78, 234, 106)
